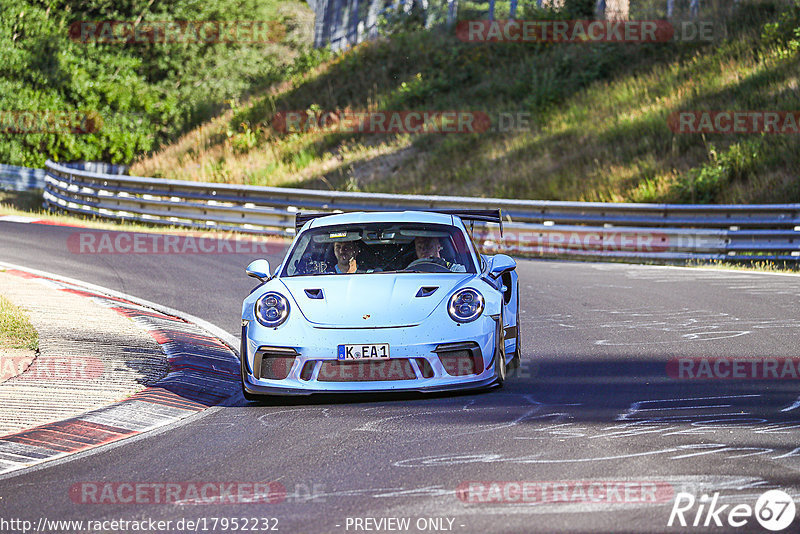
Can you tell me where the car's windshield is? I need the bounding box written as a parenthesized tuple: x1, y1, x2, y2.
(282, 222, 476, 277)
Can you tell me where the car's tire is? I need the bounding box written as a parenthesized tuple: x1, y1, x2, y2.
(494, 315, 506, 388)
(508, 343, 520, 371)
(507, 331, 521, 370)
(508, 282, 522, 372)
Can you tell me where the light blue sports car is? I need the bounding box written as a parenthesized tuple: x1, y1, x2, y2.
(240, 209, 520, 398)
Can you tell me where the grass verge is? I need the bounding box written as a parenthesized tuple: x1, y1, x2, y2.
(0, 294, 38, 352)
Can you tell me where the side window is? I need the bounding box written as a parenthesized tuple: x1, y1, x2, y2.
(465, 227, 485, 271)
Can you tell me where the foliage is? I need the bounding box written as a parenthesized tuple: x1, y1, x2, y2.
(761, 0, 800, 57)
(0, 295, 38, 351)
(675, 140, 763, 203)
(0, 0, 313, 167)
(379, 0, 429, 36)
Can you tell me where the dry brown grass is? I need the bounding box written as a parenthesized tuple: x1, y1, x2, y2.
(131, 4, 800, 203)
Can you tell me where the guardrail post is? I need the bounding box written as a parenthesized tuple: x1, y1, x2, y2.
(356, 0, 362, 43)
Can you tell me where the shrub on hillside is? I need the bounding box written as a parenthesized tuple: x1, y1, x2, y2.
(0, 0, 313, 167)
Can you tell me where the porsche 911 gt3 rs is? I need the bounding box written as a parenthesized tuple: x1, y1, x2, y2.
(240, 209, 520, 398)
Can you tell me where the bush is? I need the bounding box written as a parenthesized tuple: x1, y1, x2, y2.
(0, 0, 313, 167)
(761, 0, 800, 57)
(676, 140, 763, 203)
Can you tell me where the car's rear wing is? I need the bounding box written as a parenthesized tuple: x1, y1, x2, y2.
(435, 209, 503, 236)
(294, 209, 503, 236)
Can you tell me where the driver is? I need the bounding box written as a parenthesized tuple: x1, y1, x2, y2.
(411, 237, 466, 272)
(331, 240, 359, 273)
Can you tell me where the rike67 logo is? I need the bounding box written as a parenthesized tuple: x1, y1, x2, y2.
(668, 490, 796, 531)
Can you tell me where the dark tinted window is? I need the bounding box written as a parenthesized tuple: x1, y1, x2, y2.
(283, 223, 476, 276)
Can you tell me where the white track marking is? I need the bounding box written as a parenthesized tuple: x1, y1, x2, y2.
(0, 215, 42, 223)
(617, 394, 760, 421)
(781, 398, 800, 412)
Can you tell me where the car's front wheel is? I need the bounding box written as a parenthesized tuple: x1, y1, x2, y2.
(494, 315, 506, 387)
(508, 282, 521, 371)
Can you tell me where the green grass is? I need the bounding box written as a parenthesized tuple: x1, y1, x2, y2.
(0, 190, 43, 212)
(131, 1, 800, 204)
(0, 295, 38, 351)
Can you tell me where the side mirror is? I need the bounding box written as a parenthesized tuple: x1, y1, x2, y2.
(488, 254, 516, 279)
(246, 259, 271, 282)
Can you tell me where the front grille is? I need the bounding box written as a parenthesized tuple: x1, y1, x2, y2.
(260, 356, 295, 380)
(415, 358, 435, 378)
(435, 342, 483, 376)
(439, 351, 477, 376)
(317, 359, 417, 381)
(299, 361, 315, 381)
(255, 347, 298, 380)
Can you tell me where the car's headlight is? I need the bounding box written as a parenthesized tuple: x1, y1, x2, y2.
(448, 288, 484, 323)
(255, 292, 290, 327)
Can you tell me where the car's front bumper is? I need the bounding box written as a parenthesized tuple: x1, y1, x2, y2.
(241, 315, 501, 396)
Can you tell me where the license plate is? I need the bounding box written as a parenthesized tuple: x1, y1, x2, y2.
(338, 343, 390, 360)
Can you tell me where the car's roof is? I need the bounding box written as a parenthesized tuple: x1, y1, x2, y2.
(304, 210, 459, 230)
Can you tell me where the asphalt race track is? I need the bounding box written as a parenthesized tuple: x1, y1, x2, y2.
(1, 220, 800, 533)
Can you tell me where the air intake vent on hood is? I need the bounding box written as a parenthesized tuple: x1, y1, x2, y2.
(415, 286, 438, 298)
(304, 288, 324, 299)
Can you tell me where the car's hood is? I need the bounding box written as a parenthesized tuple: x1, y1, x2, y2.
(278, 274, 471, 327)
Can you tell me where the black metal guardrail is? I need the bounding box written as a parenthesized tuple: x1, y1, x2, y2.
(0, 164, 45, 191)
(40, 160, 800, 262)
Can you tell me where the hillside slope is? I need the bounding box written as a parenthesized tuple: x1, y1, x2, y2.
(131, 1, 800, 204)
